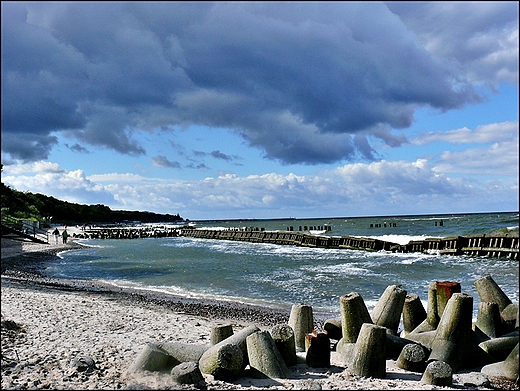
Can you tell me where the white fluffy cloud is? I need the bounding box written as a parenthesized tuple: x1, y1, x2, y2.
(412, 121, 518, 145)
(2, 158, 516, 219)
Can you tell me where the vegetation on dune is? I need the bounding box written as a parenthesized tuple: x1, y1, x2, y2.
(1, 169, 183, 227)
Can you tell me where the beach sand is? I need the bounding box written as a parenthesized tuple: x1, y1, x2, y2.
(1, 234, 517, 390)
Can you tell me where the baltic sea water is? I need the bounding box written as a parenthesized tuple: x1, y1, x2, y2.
(47, 212, 519, 320)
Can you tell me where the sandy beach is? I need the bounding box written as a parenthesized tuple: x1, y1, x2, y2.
(1, 233, 517, 390)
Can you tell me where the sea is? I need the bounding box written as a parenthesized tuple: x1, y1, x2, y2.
(46, 212, 519, 321)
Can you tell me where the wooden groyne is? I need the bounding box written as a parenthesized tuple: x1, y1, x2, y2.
(73, 225, 182, 240)
(71, 225, 518, 259)
(178, 228, 519, 260)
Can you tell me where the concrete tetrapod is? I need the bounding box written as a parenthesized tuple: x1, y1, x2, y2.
(370, 284, 407, 335)
(427, 292, 473, 371)
(435, 281, 461, 318)
(402, 294, 427, 337)
(210, 324, 234, 345)
(128, 343, 170, 372)
(339, 292, 372, 344)
(479, 335, 520, 362)
(270, 324, 297, 367)
(501, 303, 519, 332)
(409, 282, 440, 334)
(411, 281, 460, 335)
(198, 343, 243, 381)
(475, 302, 503, 339)
(157, 342, 210, 367)
(246, 330, 289, 379)
(323, 318, 342, 341)
(288, 304, 314, 352)
(428, 292, 493, 371)
(326, 312, 421, 360)
(396, 343, 428, 372)
(347, 323, 387, 379)
(474, 275, 512, 313)
(421, 360, 453, 386)
(170, 361, 205, 385)
(481, 342, 519, 382)
(385, 333, 424, 360)
(198, 325, 260, 381)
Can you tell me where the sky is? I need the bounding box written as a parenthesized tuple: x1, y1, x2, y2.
(1, 1, 518, 220)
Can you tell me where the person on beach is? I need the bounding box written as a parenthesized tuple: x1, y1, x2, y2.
(62, 228, 69, 244)
(52, 228, 60, 244)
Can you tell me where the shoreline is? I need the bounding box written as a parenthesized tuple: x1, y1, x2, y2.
(1, 238, 292, 327)
(1, 237, 517, 390)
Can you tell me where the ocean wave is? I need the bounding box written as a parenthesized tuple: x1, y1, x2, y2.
(307, 263, 374, 276)
(399, 216, 463, 222)
(95, 278, 294, 311)
(355, 234, 432, 245)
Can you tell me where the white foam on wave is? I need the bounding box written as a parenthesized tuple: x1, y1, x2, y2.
(197, 226, 229, 231)
(356, 234, 434, 245)
(399, 216, 463, 222)
(76, 239, 105, 248)
(56, 245, 96, 259)
(308, 263, 374, 276)
(96, 279, 291, 310)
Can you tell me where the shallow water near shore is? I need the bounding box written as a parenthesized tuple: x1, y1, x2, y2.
(46, 212, 518, 319)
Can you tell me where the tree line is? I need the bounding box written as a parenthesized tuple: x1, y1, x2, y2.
(1, 182, 183, 226)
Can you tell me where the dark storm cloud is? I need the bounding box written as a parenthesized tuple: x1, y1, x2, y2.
(386, 2, 519, 85)
(186, 162, 210, 171)
(65, 143, 89, 154)
(0, 132, 58, 163)
(2, 2, 514, 164)
(151, 155, 181, 168)
(210, 150, 232, 161)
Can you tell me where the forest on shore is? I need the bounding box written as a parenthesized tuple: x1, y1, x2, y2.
(1, 181, 183, 226)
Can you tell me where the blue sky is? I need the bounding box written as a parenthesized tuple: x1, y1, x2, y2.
(1, 2, 518, 220)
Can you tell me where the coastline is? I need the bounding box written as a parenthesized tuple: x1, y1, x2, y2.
(0, 237, 293, 327)
(1, 236, 517, 390)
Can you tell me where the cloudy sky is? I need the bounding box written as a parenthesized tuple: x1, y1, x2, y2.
(1, 2, 518, 220)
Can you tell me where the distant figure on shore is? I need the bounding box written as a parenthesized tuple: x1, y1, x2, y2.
(62, 228, 69, 244)
(53, 228, 60, 244)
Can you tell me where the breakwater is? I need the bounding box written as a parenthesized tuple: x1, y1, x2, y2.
(178, 227, 519, 260)
(72, 225, 181, 239)
(71, 225, 519, 259)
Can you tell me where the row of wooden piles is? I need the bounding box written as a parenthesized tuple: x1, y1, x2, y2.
(69, 225, 519, 259)
(180, 227, 519, 259)
(72, 226, 181, 239)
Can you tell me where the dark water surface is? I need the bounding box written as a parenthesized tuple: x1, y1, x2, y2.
(47, 212, 519, 319)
